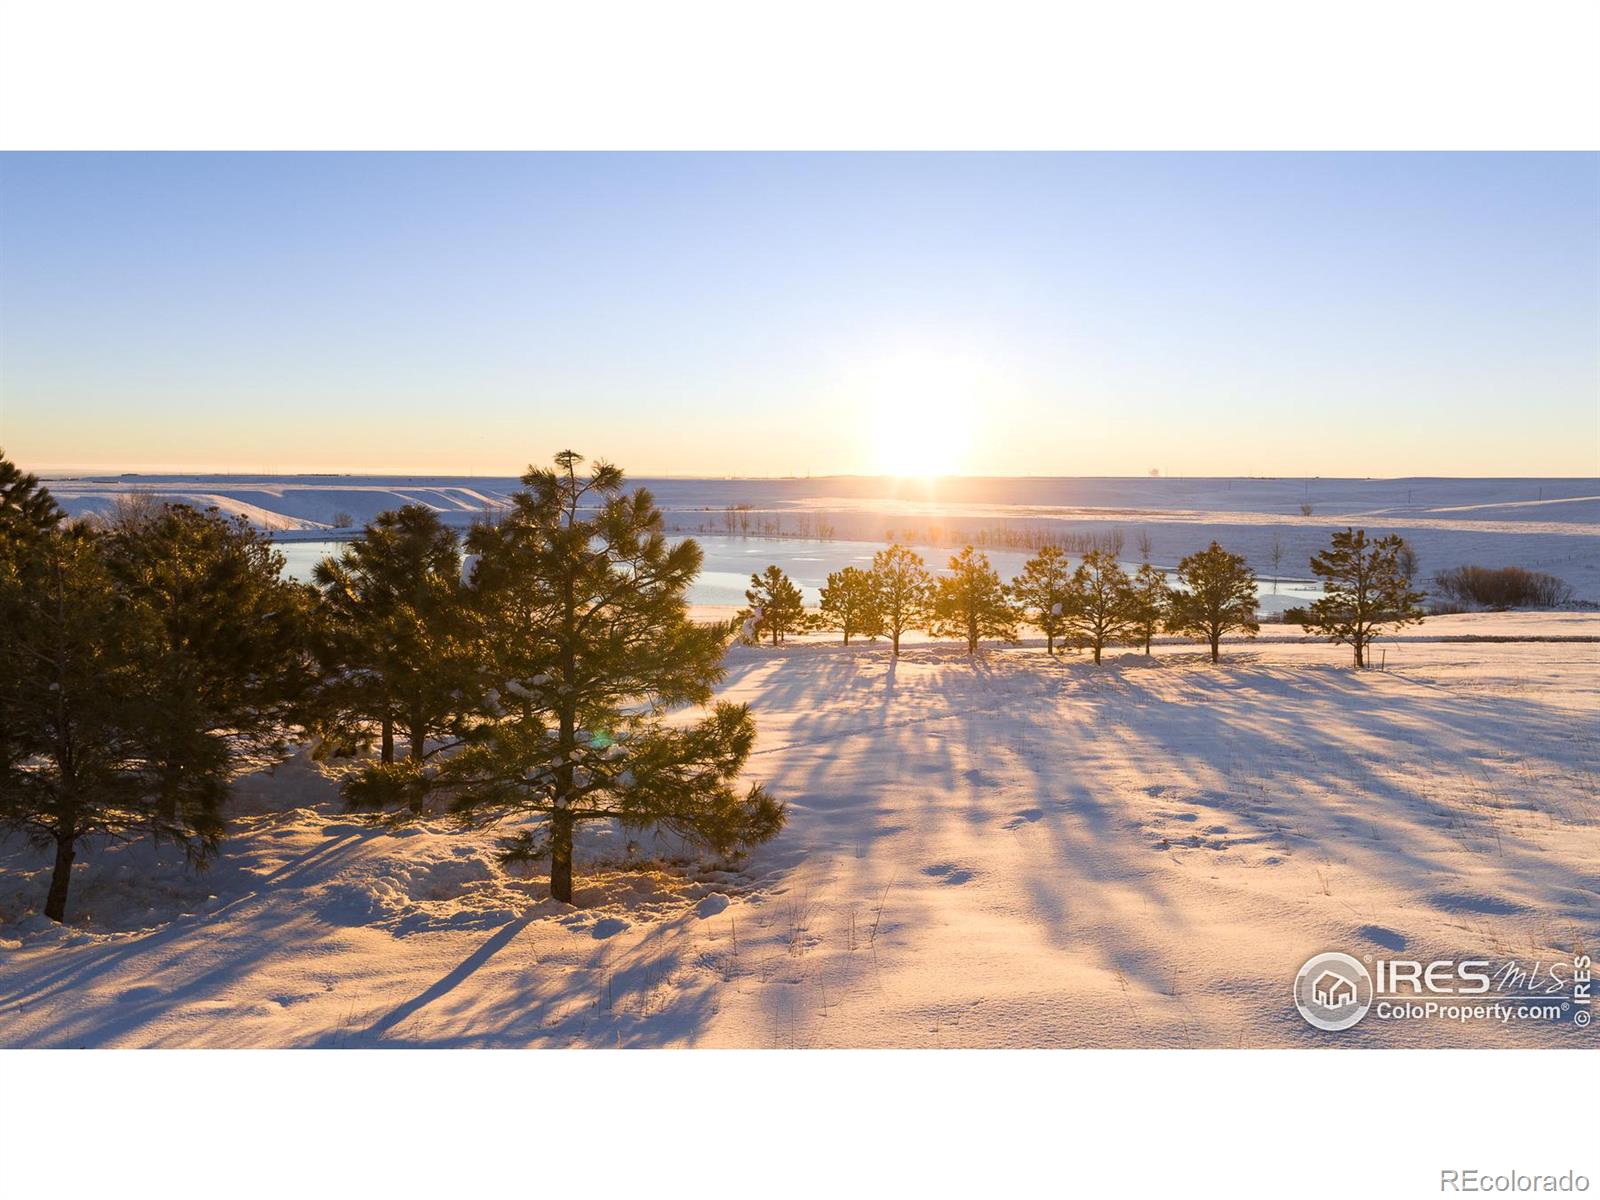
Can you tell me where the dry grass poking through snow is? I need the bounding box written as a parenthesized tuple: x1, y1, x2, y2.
(1, 616, 1596, 1047)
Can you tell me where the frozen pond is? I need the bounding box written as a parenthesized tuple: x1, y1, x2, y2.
(276, 534, 1324, 613)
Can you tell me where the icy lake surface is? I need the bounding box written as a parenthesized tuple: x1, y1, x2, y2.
(277, 534, 1329, 613)
(42, 473, 1600, 601)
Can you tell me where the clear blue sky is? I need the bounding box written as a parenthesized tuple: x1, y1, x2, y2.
(1, 152, 1595, 477)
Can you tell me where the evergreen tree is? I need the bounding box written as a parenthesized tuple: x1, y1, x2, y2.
(930, 546, 1017, 653)
(0, 524, 186, 922)
(1167, 541, 1259, 663)
(102, 503, 315, 827)
(1308, 528, 1425, 667)
(311, 505, 475, 773)
(0, 452, 67, 781)
(1012, 544, 1073, 654)
(818, 565, 881, 644)
(745, 564, 805, 646)
(427, 452, 782, 903)
(871, 544, 931, 657)
(1064, 550, 1135, 664)
(1128, 562, 1171, 655)
(0, 452, 64, 542)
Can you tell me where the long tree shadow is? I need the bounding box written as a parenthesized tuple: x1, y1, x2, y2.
(340, 915, 537, 1045)
(0, 825, 385, 1046)
(0, 826, 377, 1012)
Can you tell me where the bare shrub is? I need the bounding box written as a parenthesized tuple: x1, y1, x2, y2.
(1432, 565, 1574, 610)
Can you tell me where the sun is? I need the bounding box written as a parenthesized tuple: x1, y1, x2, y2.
(860, 352, 987, 476)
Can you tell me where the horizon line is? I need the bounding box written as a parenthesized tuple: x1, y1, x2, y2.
(21, 466, 1600, 484)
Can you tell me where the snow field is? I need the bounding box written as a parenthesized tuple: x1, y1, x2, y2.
(0, 614, 1595, 1047)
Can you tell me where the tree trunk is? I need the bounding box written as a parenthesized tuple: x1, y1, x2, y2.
(380, 712, 394, 764)
(1210, 634, 1220, 664)
(45, 833, 75, 922)
(892, 629, 901, 657)
(549, 808, 574, 903)
(1047, 632, 1054, 655)
(1093, 641, 1102, 665)
(157, 762, 180, 823)
(405, 715, 427, 813)
(1355, 641, 1365, 668)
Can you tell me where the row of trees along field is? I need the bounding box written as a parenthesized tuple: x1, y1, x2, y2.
(0, 451, 784, 921)
(745, 533, 1426, 666)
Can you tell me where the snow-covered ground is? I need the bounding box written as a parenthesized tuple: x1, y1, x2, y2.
(1, 613, 1594, 1048)
(38, 473, 1600, 599)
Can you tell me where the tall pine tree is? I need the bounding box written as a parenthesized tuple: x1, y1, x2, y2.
(1308, 528, 1425, 667)
(818, 565, 881, 645)
(0, 522, 192, 922)
(1167, 541, 1259, 663)
(431, 452, 782, 903)
(870, 544, 931, 657)
(1012, 544, 1073, 654)
(745, 564, 805, 646)
(930, 547, 1017, 654)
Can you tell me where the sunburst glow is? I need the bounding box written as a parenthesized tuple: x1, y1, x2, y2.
(859, 352, 996, 477)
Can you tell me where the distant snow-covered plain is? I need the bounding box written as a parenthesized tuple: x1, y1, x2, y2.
(2, 475, 1595, 1047)
(38, 473, 1600, 599)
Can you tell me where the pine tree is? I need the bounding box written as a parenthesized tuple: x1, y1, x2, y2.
(102, 503, 315, 828)
(310, 505, 475, 774)
(818, 565, 881, 644)
(429, 452, 782, 903)
(1167, 541, 1259, 663)
(745, 564, 805, 646)
(0, 524, 183, 922)
(1308, 528, 1425, 667)
(0, 452, 67, 782)
(1012, 544, 1073, 654)
(871, 544, 931, 657)
(0, 453, 64, 542)
(1128, 562, 1171, 654)
(1064, 549, 1135, 664)
(930, 546, 1017, 654)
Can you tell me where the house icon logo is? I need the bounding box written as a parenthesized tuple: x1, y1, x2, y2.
(1313, 970, 1358, 1009)
(1294, 952, 1373, 1031)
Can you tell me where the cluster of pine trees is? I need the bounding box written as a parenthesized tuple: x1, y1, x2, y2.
(745, 531, 1425, 667)
(0, 451, 784, 921)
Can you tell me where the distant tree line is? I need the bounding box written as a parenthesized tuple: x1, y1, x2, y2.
(740, 528, 1430, 669)
(881, 523, 1129, 556)
(693, 506, 837, 541)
